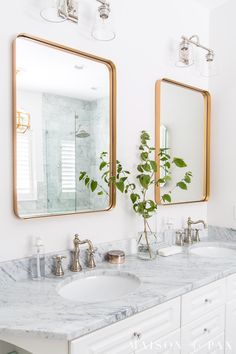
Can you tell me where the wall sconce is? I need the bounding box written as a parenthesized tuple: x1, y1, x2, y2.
(40, 0, 78, 23)
(40, 0, 115, 41)
(16, 111, 31, 134)
(176, 35, 216, 77)
(91, 0, 115, 41)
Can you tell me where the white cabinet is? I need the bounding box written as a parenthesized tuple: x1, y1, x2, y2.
(70, 298, 180, 354)
(225, 273, 236, 353)
(193, 334, 224, 354)
(225, 299, 236, 353)
(181, 279, 226, 325)
(0, 340, 31, 354)
(5, 273, 236, 354)
(226, 273, 236, 301)
(136, 330, 181, 354)
(181, 307, 225, 354)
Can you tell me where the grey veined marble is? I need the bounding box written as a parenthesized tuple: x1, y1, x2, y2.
(1, 234, 236, 341)
(208, 225, 236, 241)
(0, 238, 135, 285)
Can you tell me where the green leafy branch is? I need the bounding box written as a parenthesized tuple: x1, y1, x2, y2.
(79, 131, 192, 223)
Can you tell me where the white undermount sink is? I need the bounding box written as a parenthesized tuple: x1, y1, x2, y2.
(190, 245, 236, 258)
(58, 271, 141, 303)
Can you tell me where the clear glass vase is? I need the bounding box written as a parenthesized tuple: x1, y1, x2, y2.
(137, 230, 158, 260)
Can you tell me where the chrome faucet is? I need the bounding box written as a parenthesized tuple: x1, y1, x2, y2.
(185, 217, 207, 244)
(70, 234, 96, 272)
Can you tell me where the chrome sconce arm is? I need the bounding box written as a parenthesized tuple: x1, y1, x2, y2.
(58, 0, 78, 23)
(40, 0, 78, 23)
(177, 34, 215, 72)
(40, 0, 115, 41)
(181, 35, 215, 61)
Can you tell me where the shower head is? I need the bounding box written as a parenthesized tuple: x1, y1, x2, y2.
(75, 129, 90, 138)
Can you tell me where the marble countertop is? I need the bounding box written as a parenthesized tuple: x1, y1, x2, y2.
(1, 241, 236, 341)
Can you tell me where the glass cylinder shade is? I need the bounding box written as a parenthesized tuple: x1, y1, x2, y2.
(200, 54, 218, 78)
(92, 14, 115, 41)
(40, 0, 67, 23)
(175, 41, 195, 68)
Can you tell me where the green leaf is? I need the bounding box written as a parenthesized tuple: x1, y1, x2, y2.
(90, 180, 98, 192)
(140, 131, 150, 143)
(98, 191, 104, 196)
(156, 178, 165, 184)
(102, 171, 109, 178)
(109, 176, 116, 183)
(177, 181, 187, 190)
(116, 181, 125, 193)
(100, 152, 108, 158)
(143, 163, 151, 172)
(85, 177, 90, 186)
(130, 193, 139, 204)
(141, 152, 148, 161)
(117, 165, 122, 173)
(139, 174, 151, 189)
(137, 165, 144, 173)
(164, 175, 171, 182)
(145, 200, 157, 212)
(99, 161, 107, 170)
(164, 162, 171, 169)
(184, 175, 191, 183)
(173, 158, 187, 168)
(150, 160, 157, 172)
(139, 145, 144, 150)
(162, 194, 172, 203)
(120, 177, 128, 182)
(79, 171, 86, 181)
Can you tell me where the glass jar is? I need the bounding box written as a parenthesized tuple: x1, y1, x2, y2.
(137, 231, 158, 260)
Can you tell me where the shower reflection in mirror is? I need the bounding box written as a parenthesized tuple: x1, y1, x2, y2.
(14, 36, 115, 218)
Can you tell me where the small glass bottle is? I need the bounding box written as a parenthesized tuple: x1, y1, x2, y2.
(31, 237, 45, 280)
(163, 218, 174, 246)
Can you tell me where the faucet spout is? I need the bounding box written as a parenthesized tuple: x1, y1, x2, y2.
(70, 234, 96, 272)
(185, 217, 207, 244)
(187, 217, 207, 228)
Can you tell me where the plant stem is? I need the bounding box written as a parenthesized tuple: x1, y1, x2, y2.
(143, 217, 152, 259)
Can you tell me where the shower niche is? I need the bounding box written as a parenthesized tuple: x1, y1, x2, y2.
(13, 34, 116, 218)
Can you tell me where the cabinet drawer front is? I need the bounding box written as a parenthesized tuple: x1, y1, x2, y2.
(194, 334, 224, 354)
(181, 307, 225, 354)
(70, 298, 180, 354)
(226, 273, 236, 301)
(225, 298, 236, 353)
(136, 329, 181, 354)
(182, 279, 226, 325)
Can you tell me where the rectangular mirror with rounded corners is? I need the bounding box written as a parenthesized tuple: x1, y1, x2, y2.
(155, 78, 211, 205)
(13, 34, 116, 219)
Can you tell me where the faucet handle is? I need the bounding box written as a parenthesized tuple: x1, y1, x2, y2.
(87, 247, 97, 269)
(53, 255, 66, 277)
(175, 230, 184, 246)
(193, 229, 201, 242)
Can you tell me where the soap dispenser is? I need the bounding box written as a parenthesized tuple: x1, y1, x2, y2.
(30, 237, 45, 280)
(163, 218, 175, 246)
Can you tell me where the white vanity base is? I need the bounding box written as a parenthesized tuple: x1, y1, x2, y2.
(2, 273, 236, 354)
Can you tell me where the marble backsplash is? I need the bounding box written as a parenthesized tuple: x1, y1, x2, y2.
(0, 238, 136, 285)
(1, 225, 234, 286)
(208, 225, 236, 241)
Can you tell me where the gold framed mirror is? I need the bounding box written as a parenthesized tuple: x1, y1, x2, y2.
(13, 34, 116, 219)
(155, 78, 211, 205)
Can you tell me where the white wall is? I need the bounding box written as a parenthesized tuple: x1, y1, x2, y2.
(208, 0, 236, 228)
(0, 0, 209, 261)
